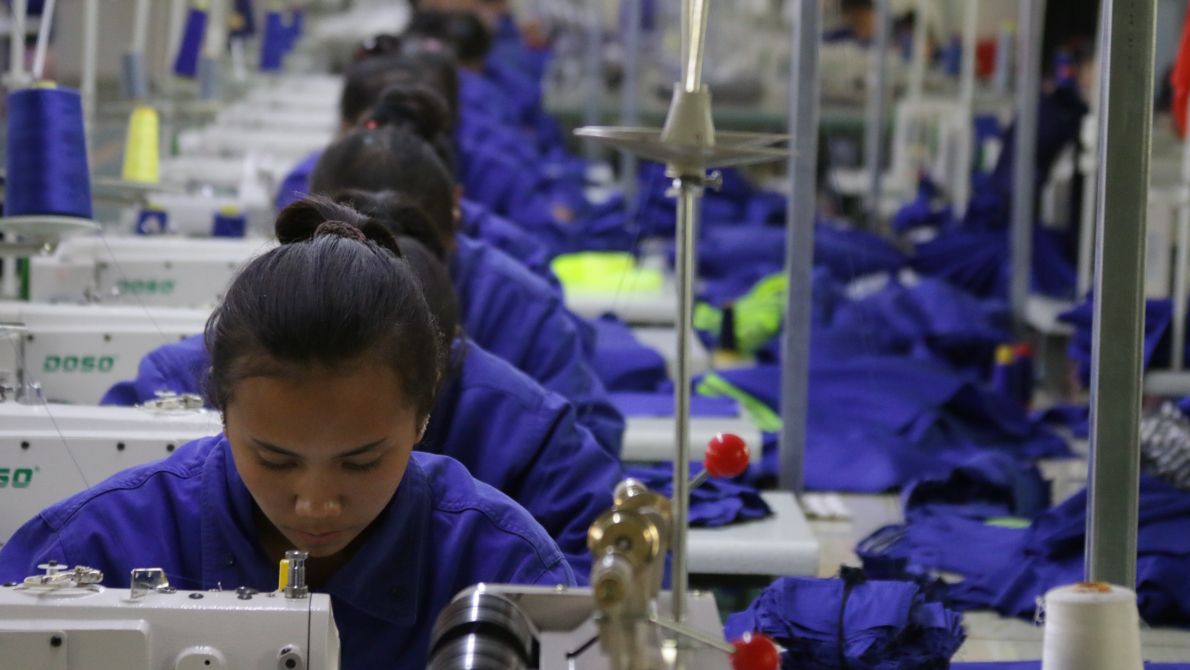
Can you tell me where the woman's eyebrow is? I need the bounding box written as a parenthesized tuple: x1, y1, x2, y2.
(251, 438, 387, 459)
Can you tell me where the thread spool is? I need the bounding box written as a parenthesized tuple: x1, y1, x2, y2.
(260, 8, 286, 71)
(121, 51, 149, 100)
(135, 207, 169, 235)
(3, 85, 93, 223)
(121, 105, 160, 184)
(212, 206, 246, 238)
(1040, 582, 1143, 670)
(173, 1, 209, 79)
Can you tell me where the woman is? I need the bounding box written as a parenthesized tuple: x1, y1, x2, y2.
(2, 198, 574, 669)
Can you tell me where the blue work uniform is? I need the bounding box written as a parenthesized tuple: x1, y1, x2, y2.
(452, 235, 624, 454)
(101, 336, 620, 579)
(0, 435, 575, 670)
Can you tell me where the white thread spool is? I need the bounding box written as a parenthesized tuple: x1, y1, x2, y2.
(1041, 582, 1143, 670)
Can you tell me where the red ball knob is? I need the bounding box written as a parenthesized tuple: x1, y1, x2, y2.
(705, 432, 750, 479)
(730, 632, 780, 670)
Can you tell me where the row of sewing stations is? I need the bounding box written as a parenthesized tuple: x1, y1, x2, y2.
(0, 0, 1188, 668)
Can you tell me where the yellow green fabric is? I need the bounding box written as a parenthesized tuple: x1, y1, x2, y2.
(550, 252, 665, 294)
(732, 273, 788, 354)
(694, 302, 724, 334)
(984, 517, 1031, 529)
(696, 372, 783, 432)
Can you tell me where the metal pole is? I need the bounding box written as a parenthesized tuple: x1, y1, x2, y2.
(1010, 0, 1044, 332)
(9, 0, 26, 85)
(1085, 0, 1154, 589)
(581, 6, 602, 160)
(1173, 90, 1190, 371)
(81, 0, 98, 156)
(670, 179, 699, 624)
(778, 0, 820, 494)
(132, 0, 151, 53)
(681, 0, 708, 93)
(907, 0, 928, 101)
(954, 0, 977, 215)
(620, 0, 643, 202)
(31, 0, 54, 81)
(864, 0, 891, 230)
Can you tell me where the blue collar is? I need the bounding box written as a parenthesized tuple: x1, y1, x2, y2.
(199, 436, 429, 626)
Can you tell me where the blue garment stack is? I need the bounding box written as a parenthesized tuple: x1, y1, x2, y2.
(4, 87, 93, 220)
(172, 3, 208, 78)
(723, 571, 965, 669)
(623, 463, 771, 528)
(1061, 296, 1190, 387)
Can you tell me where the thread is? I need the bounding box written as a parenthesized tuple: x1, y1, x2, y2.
(135, 207, 169, 235)
(173, 2, 209, 79)
(4, 86, 93, 220)
(121, 105, 160, 184)
(120, 51, 149, 100)
(1040, 582, 1143, 670)
(260, 8, 286, 71)
(212, 206, 246, 237)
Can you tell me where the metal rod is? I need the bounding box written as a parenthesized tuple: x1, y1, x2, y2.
(681, 0, 709, 93)
(907, 0, 928, 101)
(671, 177, 700, 624)
(1173, 87, 1190, 371)
(9, 0, 26, 84)
(204, 0, 226, 59)
(778, 0, 820, 494)
(649, 614, 734, 654)
(953, 0, 977, 215)
(1010, 0, 1045, 333)
(31, 0, 55, 81)
(864, 0, 891, 230)
(581, 5, 601, 160)
(81, 0, 98, 156)
(619, 0, 642, 203)
(132, 0, 151, 53)
(1085, 0, 1154, 589)
(1077, 132, 1097, 297)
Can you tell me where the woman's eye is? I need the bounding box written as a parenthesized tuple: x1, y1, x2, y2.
(343, 459, 382, 472)
(256, 456, 296, 471)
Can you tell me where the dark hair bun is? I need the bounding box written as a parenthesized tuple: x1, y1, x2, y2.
(275, 195, 404, 258)
(315, 221, 367, 242)
(370, 84, 451, 141)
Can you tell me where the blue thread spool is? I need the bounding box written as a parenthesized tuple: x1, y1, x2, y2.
(212, 208, 247, 237)
(260, 9, 286, 71)
(173, 4, 209, 79)
(231, 0, 257, 37)
(283, 6, 304, 52)
(4, 87, 94, 222)
(135, 208, 170, 235)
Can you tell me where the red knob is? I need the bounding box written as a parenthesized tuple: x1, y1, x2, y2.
(705, 433, 750, 479)
(730, 632, 780, 670)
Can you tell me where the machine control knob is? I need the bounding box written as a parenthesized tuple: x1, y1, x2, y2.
(704, 433, 750, 479)
(729, 632, 780, 670)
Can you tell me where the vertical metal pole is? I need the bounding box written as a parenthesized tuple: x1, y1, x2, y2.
(954, 0, 977, 215)
(30, 0, 55, 81)
(81, 0, 98, 156)
(1010, 0, 1044, 332)
(1173, 87, 1190, 371)
(778, 0, 820, 494)
(1085, 0, 1154, 589)
(582, 6, 602, 160)
(132, 0, 151, 53)
(907, 0, 928, 101)
(670, 180, 699, 624)
(9, 0, 26, 84)
(620, 0, 643, 203)
(1077, 121, 1098, 297)
(864, 0, 891, 230)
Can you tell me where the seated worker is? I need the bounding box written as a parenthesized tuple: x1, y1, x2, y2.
(101, 195, 621, 578)
(0, 198, 574, 670)
(309, 92, 625, 456)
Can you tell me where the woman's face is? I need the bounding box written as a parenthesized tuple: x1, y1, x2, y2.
(224, 361, 421, 559)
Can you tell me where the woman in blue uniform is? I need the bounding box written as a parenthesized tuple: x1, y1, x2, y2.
(309, 101, 624, 455)
(101, 195, 621, 577)
(1, 199, 574, 670)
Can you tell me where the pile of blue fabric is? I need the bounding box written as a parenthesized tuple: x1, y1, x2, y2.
(954, 664, 1190, 669)
(859, 457, 1190, 628)
(724, 570, 966, 669)
(624, 463, 772, 528)
(1060, 296, 1190, 387)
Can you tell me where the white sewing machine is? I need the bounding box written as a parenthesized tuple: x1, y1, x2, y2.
(0, 557, 340, 669)
(27, 236, 272, 307)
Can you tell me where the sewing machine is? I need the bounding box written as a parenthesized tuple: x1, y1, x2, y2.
(0, 554, 340, 669)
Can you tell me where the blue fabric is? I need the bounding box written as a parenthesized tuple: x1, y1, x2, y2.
(623, 463, 772, 527)
(611, 392, 740, 418)
(458, 199, 558, 288)
(703, 358, 1069, 492)
(590, 315, 670, 392)
(901, 452, 1051, 521)
(275, 150, 319, 213)
(891, 175, 956, 234)
(955, 664, 1190, 669)
(1032, 403, 1089, 439)
(0, 435, 574, 670)
(911, 225, 1078, 300)
(723, 574, 966, 669)
(100, 335, 619, 580)
(451, 236, 624, 455)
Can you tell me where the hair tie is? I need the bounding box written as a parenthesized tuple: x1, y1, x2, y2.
(314, 220, 367, 242)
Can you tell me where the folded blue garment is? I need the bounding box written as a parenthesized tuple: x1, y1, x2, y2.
(892, 176, 956, 234)
(1060, 296, 1190, 387)
(1031, 403, 1089, 439)
(912, 226, 1077, 300)
(591, 315, 671, 392)
(724, 572, 965, 669)
(901, 452, 1051, 521)
(623, 463, 771, 527)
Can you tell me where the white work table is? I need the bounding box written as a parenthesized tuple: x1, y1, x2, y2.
(688, 491, 820, 577)
(621, 416, 764, 463)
